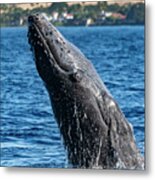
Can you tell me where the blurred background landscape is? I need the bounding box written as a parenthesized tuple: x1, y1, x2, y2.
(0, 0, 144, 27)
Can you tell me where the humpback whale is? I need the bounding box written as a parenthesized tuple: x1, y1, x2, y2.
(27, 14, 144, 169)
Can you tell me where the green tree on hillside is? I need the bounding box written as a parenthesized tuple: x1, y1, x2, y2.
(118, 3, 132, 15)
(127, 3, 145, 24)
(48, 2, 68, 13)
(97, 1, 108, 11)
(107, 3, 120, 12)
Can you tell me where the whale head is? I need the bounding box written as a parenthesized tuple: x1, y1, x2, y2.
(27, 13, 100, 95)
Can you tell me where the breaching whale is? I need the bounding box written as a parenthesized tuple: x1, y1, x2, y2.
(27, 13, 144, 169)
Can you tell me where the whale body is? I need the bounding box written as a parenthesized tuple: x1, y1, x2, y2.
(27, 14, 144, 169)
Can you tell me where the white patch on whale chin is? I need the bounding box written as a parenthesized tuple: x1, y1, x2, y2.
(115, 158, 126, 169)
(94, 137, 103, 167)
(108, 100, 116, 108)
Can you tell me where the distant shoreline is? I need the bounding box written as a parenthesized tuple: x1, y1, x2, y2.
(1, 2, 144, 28)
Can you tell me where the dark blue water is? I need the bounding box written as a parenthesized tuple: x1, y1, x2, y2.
(0, 26, 144, 167)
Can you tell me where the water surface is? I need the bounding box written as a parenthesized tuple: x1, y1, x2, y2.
(1, 26, 144, 167)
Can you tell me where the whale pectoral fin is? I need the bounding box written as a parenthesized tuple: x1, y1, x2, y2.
(96, 92, 132, 137)
(96, 93, 142, 168)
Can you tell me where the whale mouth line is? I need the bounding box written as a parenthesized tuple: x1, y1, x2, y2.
(28, 21, 71, 73)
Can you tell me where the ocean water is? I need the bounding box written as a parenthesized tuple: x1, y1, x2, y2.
(0, 26, 144, 168)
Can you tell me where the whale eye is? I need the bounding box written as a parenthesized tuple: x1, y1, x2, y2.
(69, 70, 82, 82)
